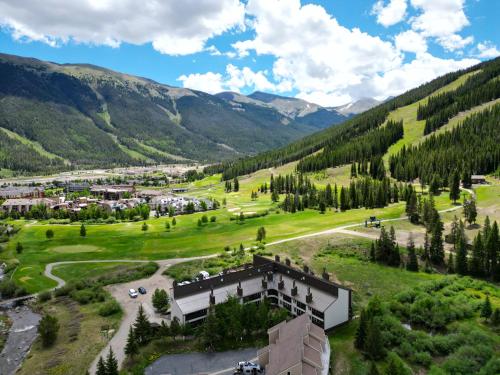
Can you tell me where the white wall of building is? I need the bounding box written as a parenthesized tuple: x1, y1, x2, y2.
(323, 288, 350, 330)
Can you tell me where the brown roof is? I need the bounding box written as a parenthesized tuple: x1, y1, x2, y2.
(264, 314, 328, 375)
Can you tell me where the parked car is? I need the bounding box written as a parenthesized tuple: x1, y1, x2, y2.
(138, 286, 147, 294)
(129, 288, 138, 298)
(234, 361, 263, 374)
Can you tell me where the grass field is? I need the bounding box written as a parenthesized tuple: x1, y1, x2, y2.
(3, 186, 457, 294)
(383, 71, 479, 164)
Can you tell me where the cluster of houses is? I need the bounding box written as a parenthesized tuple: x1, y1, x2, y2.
(0, 184, 213, 216)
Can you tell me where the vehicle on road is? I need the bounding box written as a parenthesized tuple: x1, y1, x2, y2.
(234, 361, 263, 374)
(129, 288, 138, 298)
(138, 286, 147, 294)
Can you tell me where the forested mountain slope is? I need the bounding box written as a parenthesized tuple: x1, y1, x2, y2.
(0, 53, 346, 174)
(209, 57, 500, 181)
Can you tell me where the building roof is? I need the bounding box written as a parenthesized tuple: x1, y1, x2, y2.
(1, 198, 55, 206)
(471, 175, 486, 179)
(0, 186, 44, 197)
(262, 314, 327, 375)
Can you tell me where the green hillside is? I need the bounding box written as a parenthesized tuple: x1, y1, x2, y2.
(210, 57, 499, 181)
(0, 53, 347, 175)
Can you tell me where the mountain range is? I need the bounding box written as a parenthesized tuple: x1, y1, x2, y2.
(0, 53, 380, 174)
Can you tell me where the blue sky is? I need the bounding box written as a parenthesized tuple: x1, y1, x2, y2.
(0, 0, 498, 106)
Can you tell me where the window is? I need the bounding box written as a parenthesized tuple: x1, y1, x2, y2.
(295, 300, 306, 310)
(283, 302, 291, 311)
(312, 308, 324, 319)
(243, 292, 261, 303)
(268, 296, 279, 305)
(294, 307, 304, 316)
(267, 289, 278, 296)
(185, 308, 207, 321)
(312, 317, 324, 328)
(282, 294, 291, 303)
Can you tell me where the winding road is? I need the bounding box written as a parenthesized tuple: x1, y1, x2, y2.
(1, 194, 469, 374)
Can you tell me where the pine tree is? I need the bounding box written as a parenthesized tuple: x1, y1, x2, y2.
(463, 198, 478, 225)
(15, 242, 23, 254)
(333, 184, 339, 210)
(124, 326, 138, 357)
(233, 177, 239, 192)
(96, 356, 106, 375)
(429, 216, 445, 265)
(481, 296, 493, 320)
(486, 221, 499, 280)
(80, 224, 86, 237)
(449, 170, 460, 203)
(340, 186, 348, 211)
(105, 347, 118, 375)
(201, 305, 219, 350)
(354, 309, 367, 350)
(133, 305, 151, 345)
(447, 252, 455, 274)
(455, 220, 468, 275)
(469, 232, 485, 277)
(405, 189, 419, 223)
(172, 217, 177, 226)
(406, 235, 419, 272)
(365, 320, 384, 360)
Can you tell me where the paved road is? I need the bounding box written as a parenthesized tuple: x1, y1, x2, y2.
(145, 348, 258, 375)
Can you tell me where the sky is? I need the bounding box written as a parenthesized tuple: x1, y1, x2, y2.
(0, 0, 498, 106)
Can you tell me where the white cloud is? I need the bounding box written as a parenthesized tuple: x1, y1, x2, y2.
(0, 0, 245, 55)
(409, 0, 472, 51)
(372, 0, 407, 27)
(476, 41, 500, 59)
(178, 71, 225, 94)
(395, 30, 427, 54)
(224, 0, 478, 106)
(178, 64, 278, 94)
(372, 52, 479, 98)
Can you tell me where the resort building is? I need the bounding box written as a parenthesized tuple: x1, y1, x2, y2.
(1, 198, 56, 213)
(258, 314, 330, 375)
(170, 255, 352, 331)
(0, 186, 44, 199)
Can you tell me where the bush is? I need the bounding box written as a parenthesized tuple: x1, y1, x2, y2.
(38, 290, 52, 303)
(0, 280, 27, 299)
(38, 314, 59, 347)
(70, 289, 96, 304)
(210, 216, 216, 222)
(98, 300, 121, 316)
(54, 283, 74, 297)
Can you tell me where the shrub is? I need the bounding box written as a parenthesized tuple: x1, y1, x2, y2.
(38, 314, 59, 347)
(98, 300, 121, 316)
(38, 290, 52, 303)
(70, 289, 95, 304)
(210, 216, 216, 222)
(54, 283, 74, 297)
(0, 280, 27, 298)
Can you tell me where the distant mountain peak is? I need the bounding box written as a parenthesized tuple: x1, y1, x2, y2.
(335, 97, 381, 116)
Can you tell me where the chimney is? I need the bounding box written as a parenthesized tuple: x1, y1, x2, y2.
(275, 255, 280, 263)
(278, 275, 284, 290)
(261, 277, 268, 289)
(303, 265, 309, 273)
(267, 271, 274, 281)
(291, 280, 298, 296)
(209, 289, 215, 305)
(306, 287, 313, 303)
(285, 258, 291, 266)
(237, 281, 243, 296)
(322, 268, 329, 281)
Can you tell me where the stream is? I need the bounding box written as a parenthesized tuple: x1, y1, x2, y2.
(0, 304, 41, 375)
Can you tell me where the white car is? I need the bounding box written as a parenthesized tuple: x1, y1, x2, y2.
(128, 288, 139, 298)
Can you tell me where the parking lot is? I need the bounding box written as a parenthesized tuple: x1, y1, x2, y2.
(144, 348, 258, 375)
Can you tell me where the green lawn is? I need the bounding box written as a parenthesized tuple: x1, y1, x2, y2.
(52, 262, 151, 284)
